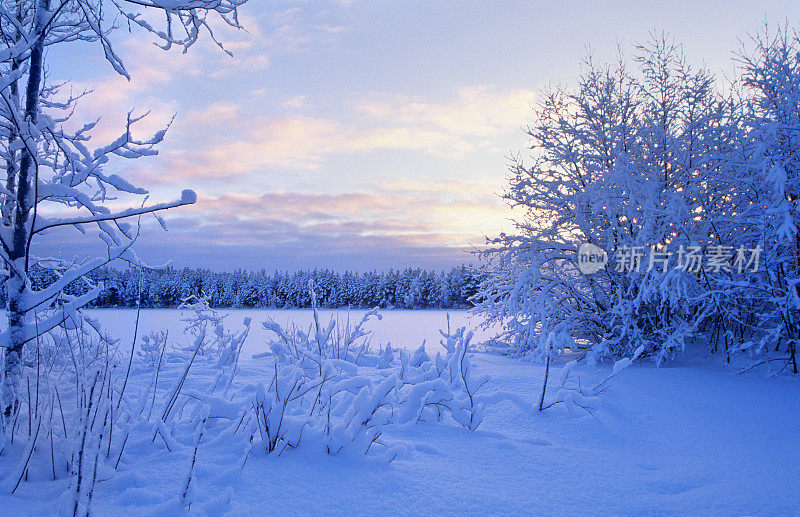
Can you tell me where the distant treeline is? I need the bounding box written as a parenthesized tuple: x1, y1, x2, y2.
(26, 265, 484, 309)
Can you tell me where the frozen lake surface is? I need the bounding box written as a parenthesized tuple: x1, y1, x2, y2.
(85, 308, 495, 359)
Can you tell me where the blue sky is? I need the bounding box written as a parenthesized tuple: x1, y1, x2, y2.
(45, 1, 800, 271)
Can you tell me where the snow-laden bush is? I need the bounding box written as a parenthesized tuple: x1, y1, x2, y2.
(138, 331, 168, 368)
(478, 28, 800, 373)
(177, 294, 252, 370)
(538, 344, 646, 416)
(436, 327, 489, 430)
(240, 285, 503, 459)
(478, 36, 726, 365)
(179, 295, 226, 357)
(4, 303, 253, 514)
(0, 318, 129, 515)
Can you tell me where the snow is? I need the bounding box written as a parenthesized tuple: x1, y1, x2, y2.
(82, 308, 495, 358)
(613, 357, 632, 374)
(1, 309, 798, 515)
(180, 189, 197, 205)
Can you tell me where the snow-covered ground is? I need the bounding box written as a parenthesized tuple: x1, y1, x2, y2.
(2, 310, 799, 515)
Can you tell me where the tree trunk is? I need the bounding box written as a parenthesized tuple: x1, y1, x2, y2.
(2, 1, 47, 419)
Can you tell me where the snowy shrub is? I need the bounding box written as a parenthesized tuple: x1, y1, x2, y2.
(240, 286, 507, 459)
(138, 331, 168, 368)
(377, 344, 395, 369)
(478, 28, 800, 373)
(179, 295, 226, 357)
(245, 337, 401, 457)
(248, 287, 400, 457)
(439, 327, 489, 430)
(712, 25, 800, 373)
(477, 36, 728, 364)
(538, 345, 646, 415)
(325, 373, 400, 456)
(262, 286, 382, 368)
(251, 364, 310, 454)
(0, 318, 143, 515)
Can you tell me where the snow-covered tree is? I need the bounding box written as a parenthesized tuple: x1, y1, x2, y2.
(477, 31, 800, 370)
(0, 0, 247, 422)
(713, 24, 800, 372)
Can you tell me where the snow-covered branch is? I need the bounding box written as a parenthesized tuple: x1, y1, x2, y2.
(33, 189, 196, 234)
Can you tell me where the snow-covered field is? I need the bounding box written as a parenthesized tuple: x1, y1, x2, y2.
(2, 309, 799, 515)
(83, 308, 491, 358)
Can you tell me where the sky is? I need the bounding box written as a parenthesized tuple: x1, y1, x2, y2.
(43, 0, 800, 272)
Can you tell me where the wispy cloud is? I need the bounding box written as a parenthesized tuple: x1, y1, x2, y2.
(356, 86, 535, 141)
(34, 190, 487, 271)
(63, 4, 350, 143)
(266, 7, 351, 53)
(143, 85, 534, 180)
(47, 3, 530, 271)
(181, 186, 506, 244)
